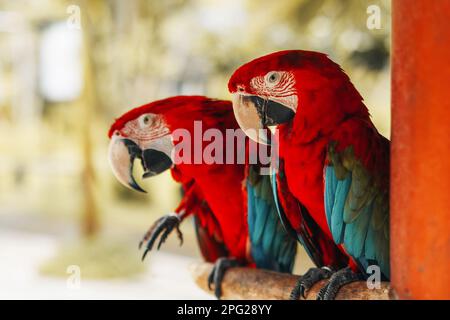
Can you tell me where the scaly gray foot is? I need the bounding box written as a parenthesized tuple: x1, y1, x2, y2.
(290, 266, 334, 300)
(139, 213, 183, 261)
(207, 257, 241, 299)
(316, 267, 363, 300)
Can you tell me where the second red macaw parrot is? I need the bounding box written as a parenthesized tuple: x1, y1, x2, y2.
(107, 96, 297, 298)
(228, 50, 390, 300)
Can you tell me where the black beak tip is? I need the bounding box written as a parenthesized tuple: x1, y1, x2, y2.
(129, 180, 147, 193)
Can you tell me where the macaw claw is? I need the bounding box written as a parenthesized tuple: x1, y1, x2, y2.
(139, 213, 183, 261)
(207, 257, 241, 299)
(290, 266, 333, 300)
(316, 267, 363, 300)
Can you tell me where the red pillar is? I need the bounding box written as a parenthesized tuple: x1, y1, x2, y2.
(391, 0, 450, 299)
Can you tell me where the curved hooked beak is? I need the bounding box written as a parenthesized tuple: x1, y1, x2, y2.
(108, 137, 146, 193)
(231, 93, 296, 145)
(108, 136, 173, 193)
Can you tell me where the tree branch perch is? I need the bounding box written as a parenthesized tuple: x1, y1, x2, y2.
(190, 262, 390, 300)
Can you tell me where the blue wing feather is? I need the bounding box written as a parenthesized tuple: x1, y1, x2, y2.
(324, 144, 389, 279)
(325, 167, 352, 244)
(324, 166, 337, 227)
(247, 166, 296, 272)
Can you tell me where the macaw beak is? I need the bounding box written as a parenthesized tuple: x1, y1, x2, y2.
(231, 93, 295, 145)
(108, 136, 173, 193)
(108, 136, 146, 193)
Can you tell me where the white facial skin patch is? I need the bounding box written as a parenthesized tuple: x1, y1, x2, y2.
(250, 71, 298, 112)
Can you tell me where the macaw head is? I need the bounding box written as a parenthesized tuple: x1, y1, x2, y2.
(108, 96, 232, 193)
(228, 50, 365, 144)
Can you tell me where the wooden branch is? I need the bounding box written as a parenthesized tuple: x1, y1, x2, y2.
(190, 262, 390, 300)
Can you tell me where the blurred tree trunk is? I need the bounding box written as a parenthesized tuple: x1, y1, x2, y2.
(79, 0, 100, 237)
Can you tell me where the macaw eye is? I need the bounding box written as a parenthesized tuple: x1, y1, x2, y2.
(265, 71, 281, 86)
(139, 114, 152, 128)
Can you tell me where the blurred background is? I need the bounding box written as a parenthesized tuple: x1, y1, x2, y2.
(0, 0, 390, 299)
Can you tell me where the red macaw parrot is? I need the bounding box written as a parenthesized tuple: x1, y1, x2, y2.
(228, 50, 390, 300)
(107, 96, 297, 298)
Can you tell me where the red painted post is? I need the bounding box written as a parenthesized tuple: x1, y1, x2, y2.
(391, 0, 450, 299)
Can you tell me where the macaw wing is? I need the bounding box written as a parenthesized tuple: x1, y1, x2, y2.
(270, 158, 335, 268)
(246, 164, 297, 272)
(193, 213, 228, 263)
(192, 200, 229, 262)
(178, 180, 228, 262)
(324, 142, 390, 278)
